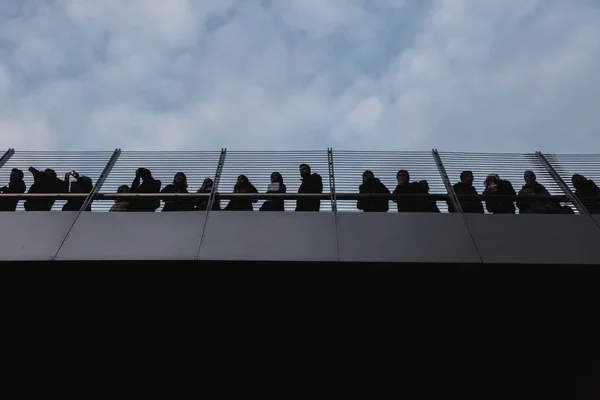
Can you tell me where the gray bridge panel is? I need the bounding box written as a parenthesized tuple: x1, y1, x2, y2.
(465, 214, 600, 264)
(56, 212, 206, 260)
(337, 213, 481, 263)
(0, 212, 78, 261)
(198, 211, 339, 261)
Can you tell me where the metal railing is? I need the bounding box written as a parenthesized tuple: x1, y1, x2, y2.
(0, 148, 597, 214)
(94, 151, 222, 212)
(332, 150, 446, 212)
(0, 149, 15, 170)
(0, 150, 115, 211)
(536, 152, 585, 214)
(543, 153, 600, 193)
(437, 151, 570, 214)
(215, 150, 331, 211)
(0, 192, 574, 203)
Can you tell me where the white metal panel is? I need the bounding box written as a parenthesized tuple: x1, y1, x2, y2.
(56, 212, 206, 260)
(337, 212, 481, 263)
(0, 212, 78, 260)
(466, 214, 600, 264)
(198, 211, 339, 261)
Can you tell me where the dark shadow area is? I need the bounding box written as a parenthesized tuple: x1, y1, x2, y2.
(577, 360, 600, 400)
(2, 260, 598, 398)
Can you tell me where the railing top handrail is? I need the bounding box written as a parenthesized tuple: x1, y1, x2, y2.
(224, 149, 329, 153)
(117, 150, 222, 154)
(541, 153, 600, 157)
(436, 151, 540, 156)
(1, 149, 599, 155)
(0, 192, 578, 202)
(7, 150, 116, 154)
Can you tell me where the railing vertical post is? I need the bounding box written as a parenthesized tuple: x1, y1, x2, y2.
(79, 149, 122, 212)
(432, 149, 463, 213)
(196, 148, 227, 261)
(53, 149, 121, 260)
(328, 148, 341, 261)
(535, 151, 588, 215)
(327, 148, 337, 212)
(207, 148, 227, 212)
(0, 148, 15, 170)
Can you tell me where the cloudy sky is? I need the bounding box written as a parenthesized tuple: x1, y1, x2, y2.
(0, 0, 599, 152)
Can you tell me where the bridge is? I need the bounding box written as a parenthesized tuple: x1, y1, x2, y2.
(1, 148, 599, 264)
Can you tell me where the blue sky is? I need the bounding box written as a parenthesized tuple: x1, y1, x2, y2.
(0, 0, 599, 152)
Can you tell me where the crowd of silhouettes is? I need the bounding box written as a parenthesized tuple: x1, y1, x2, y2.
(445, 169, 575, 215)
(0, 167, 93, 212)
(1, 163, 599, 214)
(105, 163, 323, 212)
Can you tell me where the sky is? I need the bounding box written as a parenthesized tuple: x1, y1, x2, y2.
(0, 0, 599, 153)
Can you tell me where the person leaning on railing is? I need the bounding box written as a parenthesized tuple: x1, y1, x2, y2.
(224, 175, 258, 211)
(62, 170, 93, 211)
(482, 174, 516, 214)
(572, 174, 600, 214)
(129, 168, 161, 212)
(0, 168, 26, 212)
(161, 172, 195, 212)
(447, 171, 484, 213)
(357, 170, 390, 212)
(196, 178, 221, 211)
(260, 172, 286, 211)
(296, 164, 323, 212)
(24, 167, 64, 211)
(414, 180, 440, 212)
(392, 169, 420, 212)
(517, 170, 560, 214)
(109, 185, 130, 212)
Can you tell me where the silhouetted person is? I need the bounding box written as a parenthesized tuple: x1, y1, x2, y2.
(296, 164, 323, 212)
(572, 174, 600, 214)
(448, 171, 484, 213)
(357, 170, 390, 212)
(0, 168, 26, 211)
(225, 175, 258, 211)
(393, 170, 419, 212)
(62, 170, 93, 211)
(161, 172, 194, 212)
(24, 167, 64, 211)
(129, 168, 161, 212)
(517, 170, 560, 214)
(482, 174, 516, 214)
(110, 185, 130, 212)
(414, 180, 440, 212)
(260, 172, 286, 211)
(196, 178, 221, 211)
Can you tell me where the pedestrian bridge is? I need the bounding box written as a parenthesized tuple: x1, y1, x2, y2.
(1, 148, 599, 264)
(1, 211, 600, 264)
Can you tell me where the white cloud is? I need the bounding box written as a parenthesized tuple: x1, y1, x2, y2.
(0, 0, 599, 153)
(347, 97, 383, 127)
(0, 64, 9, 99)
(0, 115, 54, 149)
